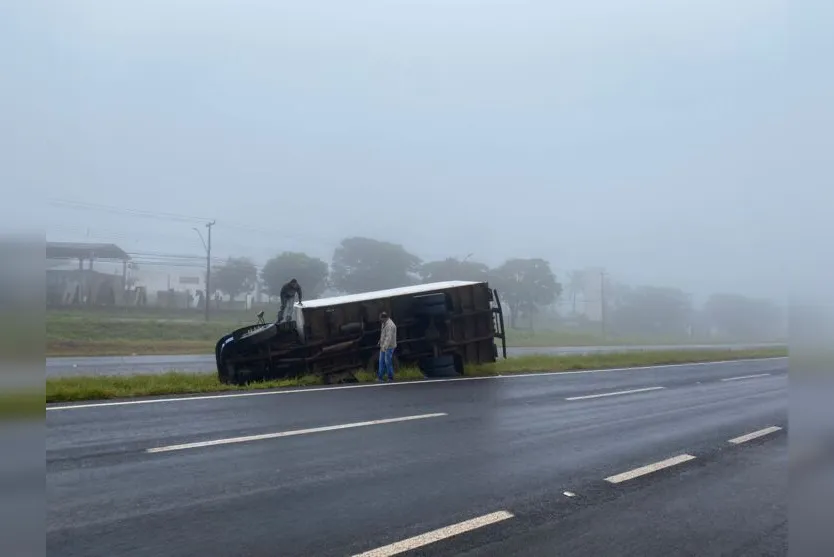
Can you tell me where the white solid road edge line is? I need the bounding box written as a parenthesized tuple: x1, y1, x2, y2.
(565, 386, 665, 401)
(145, 413, 447, 454)
(46, 357, 787, 412)
(352, 510, 515, 557)
(728, 426, 783, 445)
(720, 373, 772, 382)
(605, 454, 697, 484)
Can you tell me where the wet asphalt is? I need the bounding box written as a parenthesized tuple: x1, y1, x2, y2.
(47, 357, 787, 556)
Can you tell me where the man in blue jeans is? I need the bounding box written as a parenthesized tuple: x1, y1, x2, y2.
(377, 312, 397, 382)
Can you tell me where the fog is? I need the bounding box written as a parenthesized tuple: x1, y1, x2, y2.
(3, 0, 832, 302)
(3, 6, 834, 553)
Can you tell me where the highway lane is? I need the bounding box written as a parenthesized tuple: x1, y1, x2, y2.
(46, 342, 782, 377)
(422, 434, 787, 557)
(46, 358, 787, 557)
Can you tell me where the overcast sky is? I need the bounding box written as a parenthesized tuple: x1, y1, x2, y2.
(3, 0, 831, 301)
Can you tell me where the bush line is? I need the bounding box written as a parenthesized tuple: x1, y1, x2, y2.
(45, 348, 786, 404)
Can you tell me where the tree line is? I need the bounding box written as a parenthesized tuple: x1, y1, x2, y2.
(210, 236, 785, 340)
(212, 236, 560, 329)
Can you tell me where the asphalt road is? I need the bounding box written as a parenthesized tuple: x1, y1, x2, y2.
(47, 357, 787, 557)
(46, 343, 782, 377)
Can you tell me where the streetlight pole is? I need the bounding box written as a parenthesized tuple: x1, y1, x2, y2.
(193, 221, 215, 322)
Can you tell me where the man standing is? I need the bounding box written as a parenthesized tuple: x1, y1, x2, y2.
(277, 278, 302, 323)
(377, 312, 397, 382)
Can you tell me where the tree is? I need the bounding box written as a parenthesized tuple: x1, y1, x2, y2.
(609, 285, 693, 338)
(703, 293, 785, 340)
(211, 257, 258, 300)
(261, 252, 329, 300)
(491, 258, 561, 329)
(419, 257, 490, 283)
(330, 237, 422, 293)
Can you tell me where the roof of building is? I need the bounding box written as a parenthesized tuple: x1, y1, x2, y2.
(46, 242, 131, 261)
(298, 280, 484, 309)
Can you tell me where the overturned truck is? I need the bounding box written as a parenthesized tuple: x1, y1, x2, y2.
(216, 280, 507, 385)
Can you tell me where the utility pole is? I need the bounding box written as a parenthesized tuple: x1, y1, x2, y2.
(193, 220, 215, 322)
(205, 220, 215, 322)
(600, 270, 607, 340)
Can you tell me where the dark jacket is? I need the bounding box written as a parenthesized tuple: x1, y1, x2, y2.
(280, 281, 302, 302)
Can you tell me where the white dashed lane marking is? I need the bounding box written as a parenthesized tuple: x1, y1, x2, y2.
(565, 386, 665, 401)
(352, 511, 514, 557)
(146, 413, 447, 453)
(728, 426, 782, 445)
(720, 373, 772, 382)
(604, 454, 697, 484)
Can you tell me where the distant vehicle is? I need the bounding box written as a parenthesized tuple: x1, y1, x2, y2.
(215, 280, 507, 385)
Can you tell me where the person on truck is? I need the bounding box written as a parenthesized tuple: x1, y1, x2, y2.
(277, 279, 302, 323)
(377, 312, 397, 382)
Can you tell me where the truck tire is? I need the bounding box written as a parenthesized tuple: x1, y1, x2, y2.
(428, 363, 458, 378)
(419, 355, 459, 377)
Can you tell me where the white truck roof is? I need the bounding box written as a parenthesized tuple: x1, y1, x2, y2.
(296, 280, 484, 309)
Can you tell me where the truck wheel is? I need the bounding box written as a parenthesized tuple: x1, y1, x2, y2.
(428, 363, 458, 377)
(419, 355, 459, 377)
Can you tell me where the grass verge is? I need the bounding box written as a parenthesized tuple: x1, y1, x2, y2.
(46, 348, 786, 404)
(48, 309, 775, 356)
(46, 372, 325, 403)
(466, 347, 787, 376)
(47, 340, 219, 357)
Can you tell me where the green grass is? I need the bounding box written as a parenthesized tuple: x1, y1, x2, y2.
(466, 347, 787, 376)
(504, 329, 693, 348)
(46, 371, 325, 403)
(46, 310, 238, 356)
(354, 366, 426, 383)
(46, 348, 786, 403)
(46, 309, 765, 357)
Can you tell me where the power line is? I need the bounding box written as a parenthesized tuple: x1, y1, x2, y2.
(48, 225, 277, 260)
(128, 251, 217, 259)
(122, 261, 211, 269)
(48, 201, 613, 281)
(47, 199, 213, 224)
(47, 199, 339, 251)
